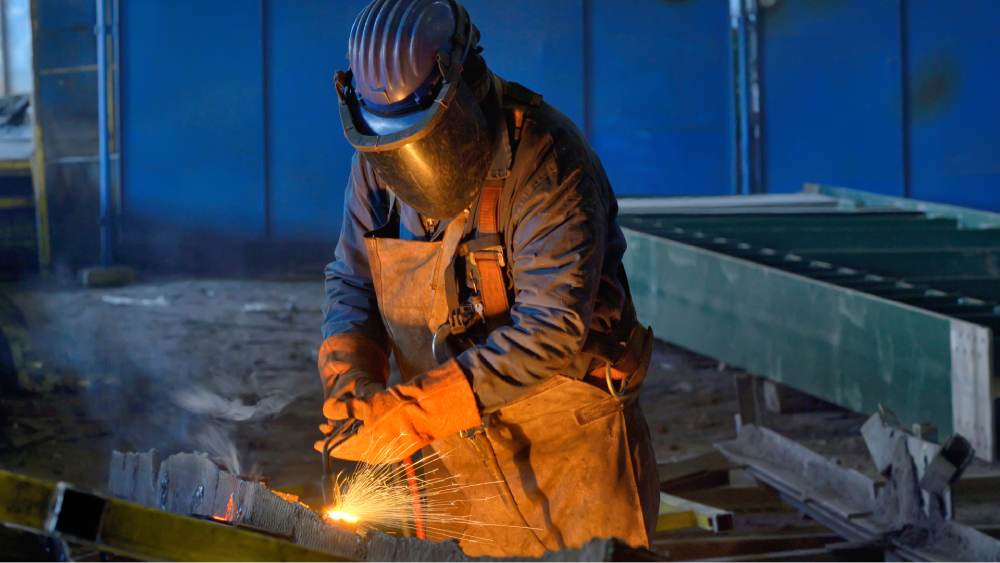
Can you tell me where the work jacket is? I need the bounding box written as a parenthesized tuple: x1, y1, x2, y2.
(322, 87, 633, 410)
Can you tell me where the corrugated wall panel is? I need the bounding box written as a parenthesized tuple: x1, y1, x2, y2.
(110, 0, 1000, 272)
(588, 0, 732, 197)
(265, 0, 365, 243)
(120, 0, 266, 239)
(464, 0, 584, 127)
(905, 0, 1000, 211)
(759, 0, 904, 195)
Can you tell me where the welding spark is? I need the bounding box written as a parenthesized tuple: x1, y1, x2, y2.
(324, 510, 361, 524)
(321, 435, 539, 545)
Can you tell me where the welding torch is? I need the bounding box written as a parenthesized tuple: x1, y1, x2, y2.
(319, 418, 426, 539)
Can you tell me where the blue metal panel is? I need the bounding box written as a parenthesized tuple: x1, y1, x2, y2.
(463, 0, 584, 127)
(759, 0, 903, 196)
(264, 0, 366, 243)
(906, 0, 1000, 212)
(120, 0, 265, 238)
(588, 0, 731, 197)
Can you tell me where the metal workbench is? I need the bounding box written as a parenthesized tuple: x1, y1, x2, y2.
(620, 184, 1000, 461)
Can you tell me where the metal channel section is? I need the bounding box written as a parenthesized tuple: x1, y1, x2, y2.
(619, 188, 999, 461)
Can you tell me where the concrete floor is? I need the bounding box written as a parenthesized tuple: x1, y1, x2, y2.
(0, 276, 878, 505)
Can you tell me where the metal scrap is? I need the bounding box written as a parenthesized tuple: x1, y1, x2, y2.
(716, 417, 1000, 561)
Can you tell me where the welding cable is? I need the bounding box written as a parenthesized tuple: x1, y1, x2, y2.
(402, 455, 426, 540)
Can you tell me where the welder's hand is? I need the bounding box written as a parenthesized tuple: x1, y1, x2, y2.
(314, 359, 481, 463)
(318, 333, 389, 407)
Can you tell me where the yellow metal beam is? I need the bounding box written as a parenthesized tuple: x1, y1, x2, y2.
(0, 159, 32, 172)
(30, 0, 51, 271)
(0, 196, 33, 209)
(0, 470, 351, 561)
(657, 491, 734, 533)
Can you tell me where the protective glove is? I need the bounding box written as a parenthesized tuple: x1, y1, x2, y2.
(318, 333, 389, 402)
(314, 359, 481, 463)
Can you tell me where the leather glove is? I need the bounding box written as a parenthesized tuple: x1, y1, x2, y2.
(314, 359, 481, 463)
(318, 333, 389, 402)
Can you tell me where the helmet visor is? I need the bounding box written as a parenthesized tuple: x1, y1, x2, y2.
(336, 69, 493, 220)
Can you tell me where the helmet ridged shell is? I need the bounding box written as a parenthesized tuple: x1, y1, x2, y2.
(348, 0, 456, 108)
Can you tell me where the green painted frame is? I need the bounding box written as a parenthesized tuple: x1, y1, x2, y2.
(622, 194, 997, 461)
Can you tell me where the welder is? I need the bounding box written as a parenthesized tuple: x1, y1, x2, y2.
(317, 0, 659, 556)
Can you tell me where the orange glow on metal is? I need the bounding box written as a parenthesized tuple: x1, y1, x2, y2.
(212, 492, 236, 522)
(324, 509, 361, 525)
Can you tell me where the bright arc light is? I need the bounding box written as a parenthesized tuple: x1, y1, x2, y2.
(325, 509, 361, 524)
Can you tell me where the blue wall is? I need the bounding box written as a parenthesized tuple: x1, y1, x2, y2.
(106, 0, 1000, 271)
(117, 0, 731, 269)
(758, 0, 1000, 207)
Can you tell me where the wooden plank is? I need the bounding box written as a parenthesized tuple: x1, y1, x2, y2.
(953, 475, 1000, 501)
(652, 532, 841, 561)
(682, 486, 792, 513)
(659, 451, 734, 494)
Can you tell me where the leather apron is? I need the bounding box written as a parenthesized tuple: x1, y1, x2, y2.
(365, 208, 659, 558)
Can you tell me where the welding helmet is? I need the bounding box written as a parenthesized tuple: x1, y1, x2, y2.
(336, 0, 494, 220)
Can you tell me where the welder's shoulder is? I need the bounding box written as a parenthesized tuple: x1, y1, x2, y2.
(348, 153, 381, 193)
(513, 101, 609, 202)
(345, 152, 395, 221)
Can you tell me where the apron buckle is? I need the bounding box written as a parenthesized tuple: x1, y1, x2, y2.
(468, 245, 506, 268)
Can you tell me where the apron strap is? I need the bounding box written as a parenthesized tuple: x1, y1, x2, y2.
(467, 178, 511, 330)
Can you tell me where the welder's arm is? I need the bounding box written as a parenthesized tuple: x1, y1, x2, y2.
(320, 155, 392, 401)
(457, 167, 608, 409)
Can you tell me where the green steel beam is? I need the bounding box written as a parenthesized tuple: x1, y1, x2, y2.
(667, 231, 1000, 305)
(707, 230, 1000, 252)
(907, 276, 1000, 301)
(622, 228, 997, 462)
(662, 231, 1000, 309)
(806, 183, 1000, 229)
(799, 250, 1000, 278)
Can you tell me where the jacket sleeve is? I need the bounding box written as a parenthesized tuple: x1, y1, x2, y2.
(456, 159, 608, 409)
(322, 155, 390, 346)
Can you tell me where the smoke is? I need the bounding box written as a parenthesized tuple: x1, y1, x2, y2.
(172, 385, 300, 423)
(171, 384, 301, 478)
(192, 424, 259, 478)
(3, 279, 325, 492)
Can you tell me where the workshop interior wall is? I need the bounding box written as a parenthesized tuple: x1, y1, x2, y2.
(37, 0, 1000, 271)
(31, 0, 101, 272)
(758, 0, 1000, 209)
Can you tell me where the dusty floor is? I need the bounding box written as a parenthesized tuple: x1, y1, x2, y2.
(0, 276, 882, 506)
